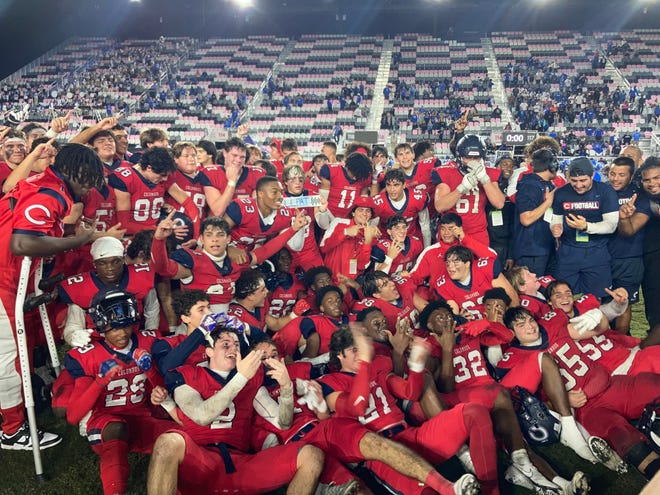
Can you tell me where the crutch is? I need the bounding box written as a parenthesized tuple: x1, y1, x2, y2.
(15, 256, 46, 481)
(33, 259, 61, 376)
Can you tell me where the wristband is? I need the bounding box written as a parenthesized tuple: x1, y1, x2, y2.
(383, 255, 393, 265)
(227, 180, 237, 188)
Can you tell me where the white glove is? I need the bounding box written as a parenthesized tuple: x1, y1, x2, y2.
(407, 340, 429, 373)
(569, 309, 603, 334)
(69, 329, 93, 348)
(471, 161, 491, 184)
(295, 378, 328, 413)
(457, 173, 478, 194)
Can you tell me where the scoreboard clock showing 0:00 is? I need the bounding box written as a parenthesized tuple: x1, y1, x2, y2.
(502, 131, 537, 146)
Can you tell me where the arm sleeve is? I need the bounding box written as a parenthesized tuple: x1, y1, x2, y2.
(143, 288, 161, 330)
(419, 207, 432, 247)
(600, 298, 629, 321)
(66, 375, 104, 425)
(585, 211, 619, 235)
(314, 208, 335, 230)
(286, 226, 306, 252)
(173, 374, 249, 426)
(386, 370, 425, 401)
(62, 304, 88, 347)
(253, 384, 294, 430)
(332, 361, 370, 417)
(154, 330, 206, 375)
(150, 237, 180, 278)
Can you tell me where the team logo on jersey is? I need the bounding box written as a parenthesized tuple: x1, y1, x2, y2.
(24, 205, 51, 225)
(562, 201, 600, 211)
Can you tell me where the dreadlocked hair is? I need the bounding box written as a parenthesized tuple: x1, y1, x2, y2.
(52, 143, 105, 190)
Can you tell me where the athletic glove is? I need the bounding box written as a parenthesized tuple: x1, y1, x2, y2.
(569, 309, 603, 335)
(131, 348, 153, 372)
(97, 359, 121, 385)
(69, 328, 93, 348)
(291, 299, 312, 318)
(457, 173, 478, 195)
(459, 319, 491, 337)
(470, 161, 491, 184)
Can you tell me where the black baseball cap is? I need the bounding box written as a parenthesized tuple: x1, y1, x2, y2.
(568, 157, 594, 177)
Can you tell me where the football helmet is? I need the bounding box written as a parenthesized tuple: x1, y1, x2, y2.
(638, 401, 660, 453)
(511, 386, 562, 446)
(89, 290, 139, 332)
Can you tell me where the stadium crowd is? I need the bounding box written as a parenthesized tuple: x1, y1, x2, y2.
(0, 105, 658, 495)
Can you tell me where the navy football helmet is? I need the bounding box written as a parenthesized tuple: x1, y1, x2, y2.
(89, 290, 139, 332)
(511, 386, 562, 446)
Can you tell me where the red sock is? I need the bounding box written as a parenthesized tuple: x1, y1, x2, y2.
(94, 439, 129, 495)
(424, 470, 454, 495)
(462, 403, 498, 494)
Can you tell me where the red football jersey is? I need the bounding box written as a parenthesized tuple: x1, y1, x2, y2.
(167, 364, 264, 449)
(519, 294, 551, 320)
(352, 275, 420, 331)
(431, 165, 500, 237)
(319, 356, 407, 432)
(370, 188, 429, 241)
(268, 276, 306, 318)
(538, 310, 612, 396)
(168, 169, 207, 219)
(170, 247, 247, 305)
(108, 167, 172, 229)
(273, 314, 348, 358)
(225, 198, 293, 250)
(433, 257, 497, 319)
(64, 330, 158, 416)
(83, 184, 117, 232)
(371, 235, 424, 275)
(0, 168, 77, 290)
(199, 165, 265, 200)
(319, 163, 371, 218)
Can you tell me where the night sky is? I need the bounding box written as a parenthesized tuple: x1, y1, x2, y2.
(1, 0, 658, 79)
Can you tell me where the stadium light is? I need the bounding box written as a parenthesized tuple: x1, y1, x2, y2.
(231, 0, 255, 8)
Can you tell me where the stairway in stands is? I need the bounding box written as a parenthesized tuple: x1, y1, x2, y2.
(366, 39, 394, 131)
(480, 37, 515, 130)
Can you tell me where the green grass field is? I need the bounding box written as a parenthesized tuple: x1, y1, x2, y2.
(0, 294, 653, 495)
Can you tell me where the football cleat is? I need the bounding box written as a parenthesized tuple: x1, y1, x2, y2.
(638, 401, 660, 454)
(314, 479, 359, 495)
(505, 464, 561, 494)
(588, 436, 628, 473)
(562, 471, 590, 495)
(454, 473, 480, 495)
